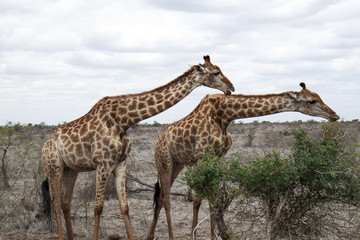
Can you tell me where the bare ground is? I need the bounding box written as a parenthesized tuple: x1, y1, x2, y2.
(0, 121, 359, 239)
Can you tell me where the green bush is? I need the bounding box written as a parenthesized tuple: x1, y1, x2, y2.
(185, 123, 360, 239)
(185, 150, 226, 201)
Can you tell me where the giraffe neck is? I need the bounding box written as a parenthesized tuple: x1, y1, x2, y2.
(92, 67, 200, 129)
(217, 92, 294, 127)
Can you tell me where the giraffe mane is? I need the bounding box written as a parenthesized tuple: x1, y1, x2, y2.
(188, 91, 299, 115)
(105, 66, 195, 100)
(229, 91, 297, 99)
(83, 66, 195, 117)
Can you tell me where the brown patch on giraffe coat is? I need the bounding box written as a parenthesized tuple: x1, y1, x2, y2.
(118, 107, 127, 115)
(178, 129, 183, 135)
(147, 97, 155, 105)
(247, 109, 255, 117)
(139, 109, 147, 116)
(248, 101, 255, 107)
(201, 131, 209, 138)
(214, 131, 221, 138)
(80, 124, 88, 136)
(128, 111, 138, 118)
(106, 119, 115, 128)
(61, 128, 69, 134)
(157, 105, 164, 112)
(164, 93, 172, 99)
(128, 101, 137, 111)
(234, 102, 241, 111)
(270, 105, 278, 112)
(75, 144, 84, 157)
(110, 112, 117, 119)
(262, 105, 269, 111)
(154, 93, 163, 101)
(254, 103, 262, 108)
(191, 126, 197, 135)
(202, 105, 210, 114)
(102, 115, 109, 123)
(68, 144, 74, 153)
(226, 109, 234, 117)
(71, 134, 79, 143)
(164, 101, 172, 109)
(138, 102, 146, 109)
(264, 110, 271, 115)
(149, 107, 157, 115)
(111, 104, 118, 112)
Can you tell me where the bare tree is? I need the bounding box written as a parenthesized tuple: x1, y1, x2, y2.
(0, 122, 22, 188)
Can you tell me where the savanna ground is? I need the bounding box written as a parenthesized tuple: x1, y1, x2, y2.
(1, 121, 359, 239)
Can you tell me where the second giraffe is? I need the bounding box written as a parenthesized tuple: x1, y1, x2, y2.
(147, 82, 339, 240)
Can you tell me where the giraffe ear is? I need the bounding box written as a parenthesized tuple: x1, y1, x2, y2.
(194, 64, 205, 73)
(285, 92, 298, 101)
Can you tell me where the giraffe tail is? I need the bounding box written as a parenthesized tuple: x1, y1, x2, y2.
(153, 181, 161, 213)
(41, 178, 52, 220)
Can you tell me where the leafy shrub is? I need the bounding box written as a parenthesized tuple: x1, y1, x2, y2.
(185, 150, 226, 201)
(185, 123, 360, 240)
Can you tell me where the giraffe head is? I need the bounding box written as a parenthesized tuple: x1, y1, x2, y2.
(285, 82, 339, 122)
(193, 55, 234, 95)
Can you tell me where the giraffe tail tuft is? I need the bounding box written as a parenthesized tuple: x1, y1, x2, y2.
(41, 178, 52, 220)
(153, 181, 160, 213)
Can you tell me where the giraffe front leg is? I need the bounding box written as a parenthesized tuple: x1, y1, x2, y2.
(61, 168, 78, 240)
(190, 191, 202, 240)
(48, 173, 65, 240)
(92, 165, 111, 240)
(113, 161, 135, 240)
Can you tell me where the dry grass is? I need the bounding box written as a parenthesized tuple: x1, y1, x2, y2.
(0, 121, 359, 239)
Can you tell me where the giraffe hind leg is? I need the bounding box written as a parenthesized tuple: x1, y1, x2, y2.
(42, 140, 65, 240)
(146, 180, 163, 240)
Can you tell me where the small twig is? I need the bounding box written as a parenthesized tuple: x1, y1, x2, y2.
(126, 173, 187, 197)
(192, 212, 213, 240)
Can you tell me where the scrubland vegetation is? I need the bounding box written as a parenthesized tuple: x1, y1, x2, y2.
(0, 120, 359, 239)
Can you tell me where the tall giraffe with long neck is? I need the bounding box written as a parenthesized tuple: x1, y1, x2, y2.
(147, 82, 339, 240)
(41, 56, 234, 240)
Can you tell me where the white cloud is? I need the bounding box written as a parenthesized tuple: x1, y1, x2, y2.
(0, 0, 359, 125)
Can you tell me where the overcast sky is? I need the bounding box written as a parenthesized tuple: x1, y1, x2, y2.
(1, 0, 359, 125)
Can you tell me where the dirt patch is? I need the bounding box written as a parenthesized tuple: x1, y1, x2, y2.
(1, 122, 359, 239)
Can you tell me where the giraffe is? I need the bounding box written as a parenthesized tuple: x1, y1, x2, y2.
(147, 82, 339, 240)
(40, 55, 234, 240)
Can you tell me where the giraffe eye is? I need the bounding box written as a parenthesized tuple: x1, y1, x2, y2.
(308, 100, 317, 104)
(213, 72, 220, 76)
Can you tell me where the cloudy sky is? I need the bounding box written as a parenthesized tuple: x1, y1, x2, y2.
(1, 0, 359, 125)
